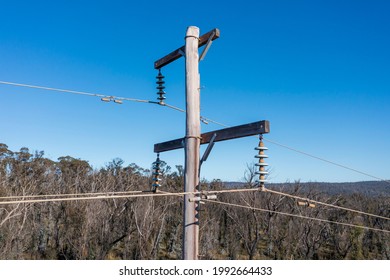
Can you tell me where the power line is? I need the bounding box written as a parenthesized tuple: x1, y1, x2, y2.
(204, 199, 390, 234)
(0, 190, 179, 205)
(264, 138, 390, 185)
(0, 80, 154, 104)
(174, 112, 390, 186)
(2, 186, 389, 222)
(2, 80, 388, 223)
(0, 190, 144, 200)
(2, 187, 389, 234)
(263, 188, 390, 221)
(194, 117, 390, 186)
(161, 103, 186, 113)
(0, 80, 230, 123)
(206, 187, 390, 222)
(196, 118, 390, 186)
(160, 186, 390, 226)
(2, 80, 389, 186)
(133, 188, 390, 221)
(184, 186, 390, 223)
(0, 188, 257, 205)
(0, 79, 201, 120)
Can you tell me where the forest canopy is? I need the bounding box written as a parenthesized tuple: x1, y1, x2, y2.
(0, 143, 389, 260)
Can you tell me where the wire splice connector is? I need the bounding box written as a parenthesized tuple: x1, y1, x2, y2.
(152, 153, 162, 192)
(156, 69, 166, 105)
(297, 201, 316, 208)
(255, 134, 268, 190)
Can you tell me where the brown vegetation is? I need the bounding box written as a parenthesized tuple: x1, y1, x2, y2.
(0, 143, 389, 259)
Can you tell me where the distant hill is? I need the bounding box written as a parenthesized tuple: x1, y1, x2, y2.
(224, 180, 390, 197)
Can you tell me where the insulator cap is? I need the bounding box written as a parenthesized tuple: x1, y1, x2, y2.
(254, 135, 268, 186)
(255, 154, 269, 158)
(256, 179, 267, 183)
(151, 153, 163, 191)
(156, 70, 166, 103)
(156, 72, 165, 80)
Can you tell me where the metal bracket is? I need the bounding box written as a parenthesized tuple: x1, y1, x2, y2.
(199, 31, 215, 61)
(200, 133, 217, 167)
(178, 48, 185, 57)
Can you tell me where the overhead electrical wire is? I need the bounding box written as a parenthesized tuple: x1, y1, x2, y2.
(263, 138, 390, 185)
(263, 188, 390, 221)
(196, 187, 390, 223)
(1, 79, 389, 186)
(0, 188, 258, 205)
(0, 190, 144, 200)
(0, 80, 154, 104)
(3, 79, 385, 184)
(203, 199, 390, 234)
(1, 52, 389, 254)
(189, 114, 390, 185)
(0, 81, 390, 219)
(145, 99, 390, 186)
(158, 189, 390, 234)
(0, 188, 390, 233)
(0, 80, 191, 118)
(161, 103, 186, 113)
(189, 116, 390, 186)
(0, 190, 182, 205)
(3, 187, 388, 223)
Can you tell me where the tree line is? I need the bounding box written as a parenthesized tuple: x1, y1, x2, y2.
(0, 143, 389, 259)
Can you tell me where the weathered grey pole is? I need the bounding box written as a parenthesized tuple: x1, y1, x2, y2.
(183, 26, 200, 260)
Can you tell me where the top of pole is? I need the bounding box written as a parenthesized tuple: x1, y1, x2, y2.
(154, 28, 220, 69)
(186, 26, 200, 38)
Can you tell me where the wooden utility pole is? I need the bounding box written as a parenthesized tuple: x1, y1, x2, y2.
(153, 27, 271, 260)
(183, 26, 201, 260)
(154, 26, 219, 260)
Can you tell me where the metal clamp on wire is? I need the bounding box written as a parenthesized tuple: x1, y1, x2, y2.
(297, 200, 316, 208)
(188, 192, 218, 203)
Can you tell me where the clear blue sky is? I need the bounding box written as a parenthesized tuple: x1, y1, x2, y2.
(1, 0, 389, 183)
